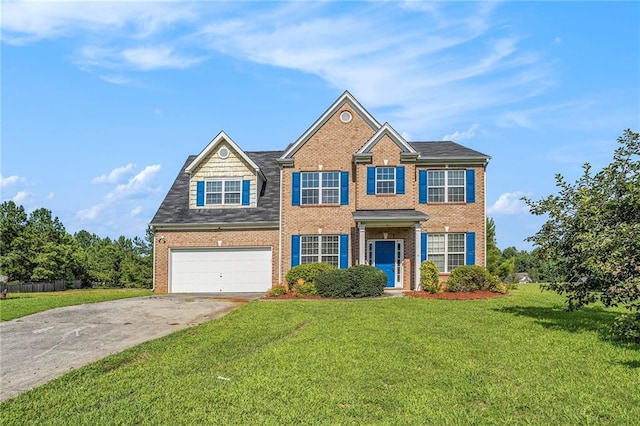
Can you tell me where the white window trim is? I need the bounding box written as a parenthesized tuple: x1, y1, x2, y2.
(427, 233, 466, 273)
(428, 170, 466, 203)
(205, 178, 242, 206)
(301, 171, 340, 205)
(375, 167, 396, 195)
(367, 239, 404, 288)
(300, 235, 340, 266)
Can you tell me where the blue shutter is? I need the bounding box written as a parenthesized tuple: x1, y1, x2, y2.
(292, 172, 301, 206)
(367, 167, 375, 195)
(419, 170, 427, 204)
(466, 232, 476, 265)
(196, 181, 205, 206)
(396, 166, 405, 194)
(339, 234, 349, 269)
(466, 169, 475, 203)
(421, 233, 427, 262)
(340, 171, 349, 205)
(291, 235, 300, 267)
(241, 180, 250, 205)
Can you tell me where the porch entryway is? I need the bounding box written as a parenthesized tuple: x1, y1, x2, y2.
(368, 240, 403, 288)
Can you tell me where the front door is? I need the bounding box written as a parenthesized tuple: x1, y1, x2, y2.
(375, 241, 396, 288)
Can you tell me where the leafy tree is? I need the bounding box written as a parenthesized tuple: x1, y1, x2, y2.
(486, 217, 502, 276)
(524, 129, 640, 313)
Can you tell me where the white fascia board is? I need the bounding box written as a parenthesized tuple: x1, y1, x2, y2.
(357, 123, 418, 155)
(279, 91, 381, 160)
(150, 222, 279, 231)
(185, 131, 265, 180)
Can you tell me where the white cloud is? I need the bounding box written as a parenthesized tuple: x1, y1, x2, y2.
(92, 163, 136, 184)
(77, 203, 104, 221)
(111, 165, 161, 199)
(47, 192, 55, 200)
(443, 124, 479, 142)
(488, 191, 529, 215)
(99, 74, 131, 85)
(11, 191, 31, 204)
(121, 46, 203, 70)
(154, 108, 162, 115)
(131, 206, 143, 217)
(1, 174, 26, 188)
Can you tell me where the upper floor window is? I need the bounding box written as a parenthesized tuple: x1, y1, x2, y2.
(376, 167, 396, 194)
(206, 179, 241, 205)
(367, 166, 405, 195)
(301, 172, 340, 205)
(420, 169, 474, 203)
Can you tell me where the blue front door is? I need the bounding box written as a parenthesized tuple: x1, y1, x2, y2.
(375, 241, 395, 288)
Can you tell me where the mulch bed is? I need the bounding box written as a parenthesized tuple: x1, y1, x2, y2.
(404, 290, 509, 300)
(263, 291, 508, 300)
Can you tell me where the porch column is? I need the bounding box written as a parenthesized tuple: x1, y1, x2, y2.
(414, 223, 422, 291)
(358, 223, 366, 265)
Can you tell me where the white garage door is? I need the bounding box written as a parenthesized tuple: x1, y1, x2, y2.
(170, 247, 272, 293)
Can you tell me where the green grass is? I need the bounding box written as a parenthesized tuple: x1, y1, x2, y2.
(0, 288, 153, 321)
(1, 285, 638, 425)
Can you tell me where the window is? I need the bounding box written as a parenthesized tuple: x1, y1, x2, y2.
(300, 235, 339, 266)
(205, 179, 241, 205)
(427, 170, 465, 203)
(427, 233, 465, 272)
(376, 167, 395, 194)
(301, 172, 340, 205)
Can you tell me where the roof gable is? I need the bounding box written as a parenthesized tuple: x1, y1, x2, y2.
(354, 123, 418, 162)
(185, 131, 264, 180)
(279, 91, 381, 163)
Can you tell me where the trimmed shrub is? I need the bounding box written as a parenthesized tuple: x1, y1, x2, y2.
(447, 265, 501, 292)
(294, 280, 318, 296)
(420, 261, 440, 293)
(316, 265, 387, 298)
(348, 265, 387, 298)
(315, 269, 351, 298)
(285, 263, 336, 287)
(266, 284, 288, 297)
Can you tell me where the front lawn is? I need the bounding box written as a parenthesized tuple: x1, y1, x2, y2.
(0, 288, 153, 321)
(1, 285, 638, 424)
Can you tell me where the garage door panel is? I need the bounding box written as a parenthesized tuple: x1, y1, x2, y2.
(170, 248, 272, 293)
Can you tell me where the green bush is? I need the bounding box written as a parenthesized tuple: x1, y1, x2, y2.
(294, 280, 318, 296)
(609, 313, 640, 344)
(447, 265, 501, 292)
(266, 285, 288, 297)
(285, 263, 336, 287)
(420, 261, 440, 293)
(315, 265, 387, 298)
(315, 269, 351, 298)
(348, 265, 387, 298)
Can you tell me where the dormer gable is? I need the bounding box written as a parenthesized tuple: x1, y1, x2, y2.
(186, 131, 265, 209)
(278, 91, 381, 166)
(353, 123, 419, 164)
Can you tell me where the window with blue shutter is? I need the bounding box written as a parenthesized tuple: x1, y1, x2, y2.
(339, 234, 349, 269)
(418, 170, 427, 204)
(291, 235, 300, 267)
(395, 166, 405, 194)
(292, 172, 301, 206)
(421, 232, 427, 262)
(340, 171, 349, 205)
(466, 169, 475, 203)
(466, 232, 476, 265)
(367, 167, 375, 195)
(196, 181, 205, 206)
(241, 180, 250, 205)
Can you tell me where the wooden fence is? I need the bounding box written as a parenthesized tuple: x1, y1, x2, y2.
(1, 280, 82, 293)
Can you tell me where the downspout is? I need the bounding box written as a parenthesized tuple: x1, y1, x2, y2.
(278, 167, 283, 285)
(483, 162, 488, 267)
(151, 225, 156, 292)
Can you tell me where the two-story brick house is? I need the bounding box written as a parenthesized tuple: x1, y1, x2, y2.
(150, 91, 490, 293)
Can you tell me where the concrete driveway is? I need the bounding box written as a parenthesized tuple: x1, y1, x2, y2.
(0, 293, 262, 402)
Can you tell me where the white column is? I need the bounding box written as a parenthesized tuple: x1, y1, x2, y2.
(358, 223, 366, 265)
(414, 223, 422, 291)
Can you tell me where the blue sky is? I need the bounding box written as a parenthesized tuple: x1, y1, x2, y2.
(2, 1, 639, 250)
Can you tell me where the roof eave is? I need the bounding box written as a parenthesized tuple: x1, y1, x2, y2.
(150, 221, 280, 231)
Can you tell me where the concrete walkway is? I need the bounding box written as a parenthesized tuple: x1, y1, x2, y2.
(0, 294, 261, 402)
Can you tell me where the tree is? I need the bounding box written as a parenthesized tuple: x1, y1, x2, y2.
(524, 129, 640, 313)
(486, 217, 502, 276)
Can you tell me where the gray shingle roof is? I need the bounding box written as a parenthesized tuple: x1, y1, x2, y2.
(353, 209, 429, 222)
(150, 151, 283, 227)
(409, 141, 490, 159)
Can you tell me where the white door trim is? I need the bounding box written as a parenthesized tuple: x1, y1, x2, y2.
(367, 239, 404, 288)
